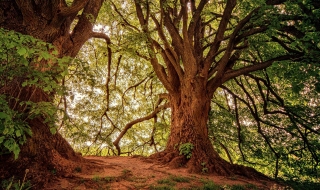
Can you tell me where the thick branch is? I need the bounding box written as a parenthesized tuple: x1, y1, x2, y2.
(160, 0, 184, 53)
(222, 54, 299, 83)
(113, 103, 170, 155)
(204, 0, 236, 66)
(59, 0, 90, 18)
(188, 0, 208, 38)
(66, 0, 104, 57)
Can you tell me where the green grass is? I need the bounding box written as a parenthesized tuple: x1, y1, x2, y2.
(103, 176, 116, 183)
(1, 178, 32, 190)
(201, 180, 221, 190)
(122, 169, 131, 175)
(92, 175, 101, 182)
(149, 185, 175, 190)
(157, 178, 176, 186)
(170, 175, 191, 183)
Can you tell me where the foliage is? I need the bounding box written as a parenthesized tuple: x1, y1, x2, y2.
(201, 162, 208, 174)
(1, 169, 31, 190)
(0, 28, 69, 159)
(282, 180, 320, 190)
(59, 29, 169, 156)
(0, 96, 30, 159)
(179, 143, 194, 159)
(1, 178, 31, 190)
(209, 67, 319, 180)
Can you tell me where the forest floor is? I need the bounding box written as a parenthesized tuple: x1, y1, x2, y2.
(43, 156, 290, 190)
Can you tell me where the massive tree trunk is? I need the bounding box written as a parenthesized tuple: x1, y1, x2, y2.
(0, 84, 82, 187)
(130, 0, 277, 178)
(151, 76, 266, 178)
(0, 0, 103, 187)
(165, 77, 231, 174)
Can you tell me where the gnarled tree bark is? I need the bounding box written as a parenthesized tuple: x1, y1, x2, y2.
(0, 0, 103, 187)
(131, 0, 304, 178)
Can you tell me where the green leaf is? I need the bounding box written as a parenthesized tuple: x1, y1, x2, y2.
(15, 130, 21, 137)
(21, 81, 28, 87)
(43, 86, 53, 92)
(12, 143, 20, 160)
(40, 51, 51, 60)
(0, 136, 5, 144)
(17, 47, 27, 56)
(24, 128, 32, 136)
(2, 128, 9, 135)
(4, 138, 14, 149)
(0, 112, 9, 119)
(50, 127, 57, 134)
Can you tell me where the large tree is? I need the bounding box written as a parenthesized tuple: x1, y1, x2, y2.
(0, 0, 105, 186)
(108, 0, 319, 175)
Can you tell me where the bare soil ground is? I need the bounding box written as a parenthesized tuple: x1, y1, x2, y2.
(43, 156, 288, 190)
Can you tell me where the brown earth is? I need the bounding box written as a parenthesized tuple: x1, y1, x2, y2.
(41, 156, 289, 190)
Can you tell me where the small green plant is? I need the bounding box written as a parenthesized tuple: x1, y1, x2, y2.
(201, 162, 208, 174)
(179, 142, 194, 159)
(122, 169, 130, 174)
(50, 169, 57, 175)
(92, 175, 101, 182)
(103, 176, 115, 183)
(120, 169, 132, 180)
(1, 169, 31, 190)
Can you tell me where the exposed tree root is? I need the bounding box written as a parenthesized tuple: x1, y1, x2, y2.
(150, 150, 270, 181)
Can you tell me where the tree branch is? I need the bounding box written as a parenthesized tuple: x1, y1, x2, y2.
(222, 54, 299, 83)
(59, 0, 90, 18)
(113, 103, 170, 155)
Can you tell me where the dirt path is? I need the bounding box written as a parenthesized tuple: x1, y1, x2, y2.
(44, 156, 286, 190)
